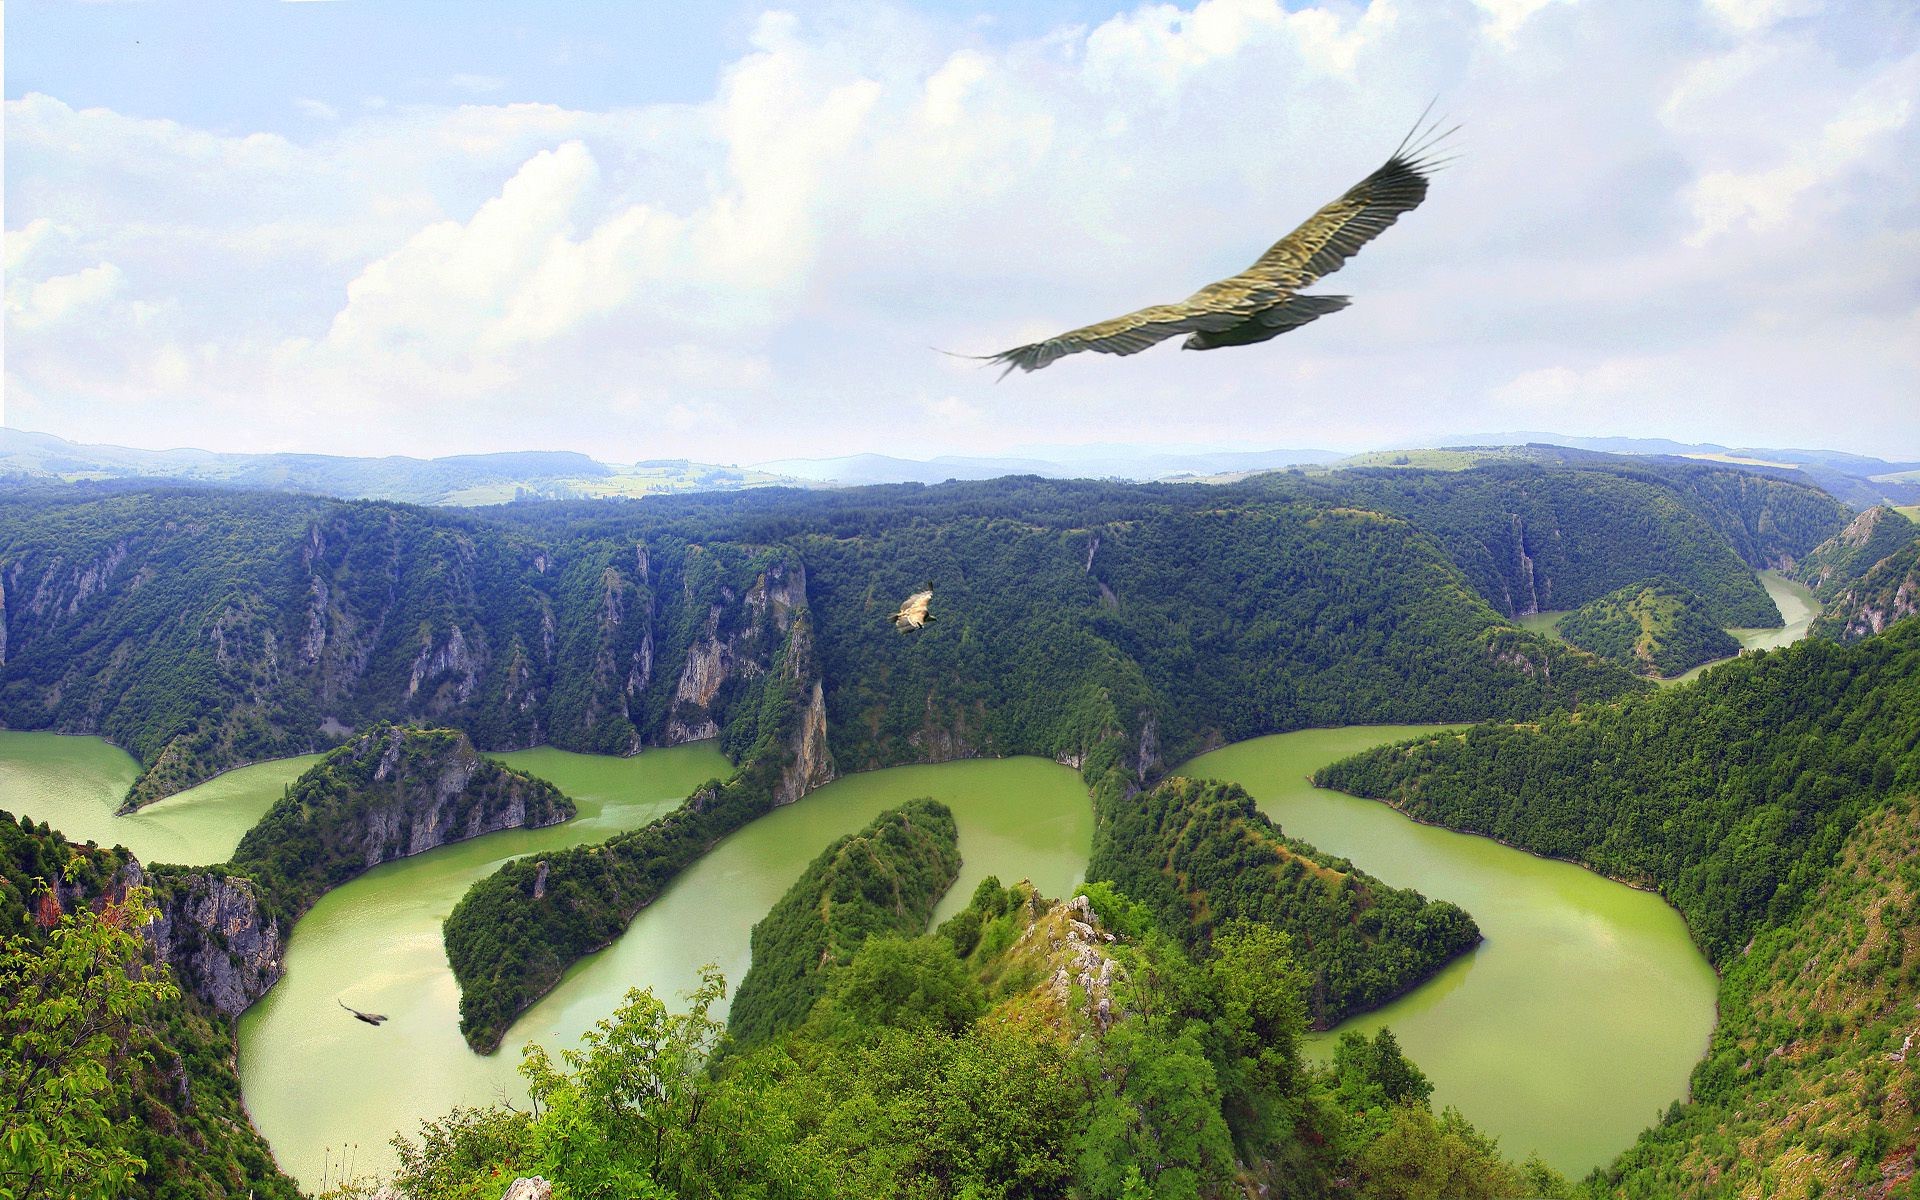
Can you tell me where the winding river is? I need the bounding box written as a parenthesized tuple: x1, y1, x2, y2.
(1180, 728, 1716, 1175)
(2, 726, 1717, 1187)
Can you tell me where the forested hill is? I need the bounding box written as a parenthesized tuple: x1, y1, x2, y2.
(1320, 618, 1920, 960)
(1554, 580, 1740, 676)
(1317, 617, 1920, 1194)
(1238, 457, 1844, 623)
(0, 456, 1839, 807)
(228, 723, 576, 918)
(1790, 504, 1917, 601)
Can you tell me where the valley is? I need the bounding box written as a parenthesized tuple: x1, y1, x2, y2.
(1516, 570, 1819, 684)
(4, 451, 1916, 1198)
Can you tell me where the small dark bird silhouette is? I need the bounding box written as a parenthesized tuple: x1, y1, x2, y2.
(891, 589, 935, 630)
(975, 111, 1456, 378)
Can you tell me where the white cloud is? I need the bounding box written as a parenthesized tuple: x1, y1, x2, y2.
(1703, 0, 1822, 36)
(7, 262, 125, 330)
(1684, 57, 1914, 244)
(4, 0, 1917, 461)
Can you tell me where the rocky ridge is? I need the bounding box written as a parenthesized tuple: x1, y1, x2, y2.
(228, 723, 575, 916)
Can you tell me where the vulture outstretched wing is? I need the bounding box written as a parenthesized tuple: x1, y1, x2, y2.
(982, 282, 1285, 375)
(1243, 150, 1437, 289)
(979, 114, 1454, 377)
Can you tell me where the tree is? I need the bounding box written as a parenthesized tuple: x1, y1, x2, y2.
(0, 889, 177, 1200)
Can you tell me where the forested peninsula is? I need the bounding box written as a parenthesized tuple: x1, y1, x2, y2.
(1554, 579, 1740, 676)
(1088, 775, 1480, 1026)
(727, 797, 962, 1049)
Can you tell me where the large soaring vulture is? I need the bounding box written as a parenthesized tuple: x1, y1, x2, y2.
(979, 115, 1455, 377)
(891, 589, 935, 631)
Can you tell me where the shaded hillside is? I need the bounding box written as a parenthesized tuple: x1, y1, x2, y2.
(796, 500, 1641, 777)
(727, 798, 961, 1050)
(1790, 505, 1918, 601)
(1556, 580, 1740, 676)
(1087, 775, 1480, 1027)
(0, 471, 1685, 808)
(0, 488, 821, 807)
(1245, 460, 1842, 623)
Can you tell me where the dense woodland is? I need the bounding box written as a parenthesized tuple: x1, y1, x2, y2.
(1553, 579, 1740, 676)
(0, 455, 1841, 806)
(1087, 776, 1480, 1026)
(1320, 618, 1920, 960)
(1790, 505, 1917, 602)
(727, 799, 962, 1050)
(229, 725, 574, 919)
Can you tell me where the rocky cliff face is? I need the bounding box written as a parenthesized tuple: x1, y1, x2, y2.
(666, 558, 810, 747)
(777, 679, 834, 805)
(985, 887, 1129, 1037)
(12, 844, 286, 1019)
(146, 868, 285, 1017)
(1812, 542, 1920, 643)
(1791, 505, 1919, 602)
(773, 612, 835, 805)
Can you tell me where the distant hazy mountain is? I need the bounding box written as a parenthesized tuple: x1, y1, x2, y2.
(755, 445, 1342, 484)
(0, 428, 797, 506)
(7, 424, 1911, 507)
(1426, 432, 1920, 507)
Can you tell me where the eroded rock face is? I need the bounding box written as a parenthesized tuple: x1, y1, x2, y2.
(667, 559, 815, 750)
(256, 724, 575, 880)
(667, 607, 732, 743)
(146, 871, 284, 1018)
(774, 614, 835, 805)
(1832, 573, 1920, 640)
(29, 850, 287, 1019)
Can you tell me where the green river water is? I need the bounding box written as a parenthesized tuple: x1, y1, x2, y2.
(0, 732, 318, 864)
(1, 717, 1727, 1187)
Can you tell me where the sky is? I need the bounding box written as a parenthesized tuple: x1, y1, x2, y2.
(5, 0, 1918, 464)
